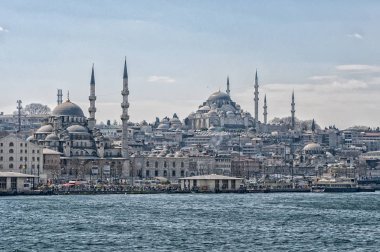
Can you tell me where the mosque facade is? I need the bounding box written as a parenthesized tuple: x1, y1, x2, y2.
(27, 61, 131, 181)
(185, 78, 256, 131)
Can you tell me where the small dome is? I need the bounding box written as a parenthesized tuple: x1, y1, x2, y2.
(36, 124, 54, 133)
(207, 91, 231, 102)
(45, 133, 60, 141)
(303, 143, 321, 151)
(52, 100, 85, 117)
(26, 136, 35, 142)
(67, 125, 88, 133)
(157, 123, 170, 130)
(198, 105, 211, 112)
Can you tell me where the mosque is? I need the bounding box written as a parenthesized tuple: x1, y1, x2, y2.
(185, 71, 272, 131)
(27, 60, 131, 181)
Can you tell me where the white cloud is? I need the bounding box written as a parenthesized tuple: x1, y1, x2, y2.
(147, 75, 176, 83)
(0, 26, 9, 32)
(347, 33, 363, 39)
(336, 64, 380, 73)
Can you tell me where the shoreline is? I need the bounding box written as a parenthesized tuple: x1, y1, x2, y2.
(1, 187, 376, 196)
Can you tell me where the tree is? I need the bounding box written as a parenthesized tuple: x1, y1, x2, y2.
(24, 103, 51, 115)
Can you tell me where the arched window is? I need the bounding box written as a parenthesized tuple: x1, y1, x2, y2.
(9, 157, 14, 162)
(9, 163, 13, 169)
(163, 170, 167, 177)
(9, 149, 14, 154)
(9, 142, 14, 147)
(164, 161, 167, 168)
(146, 161, 150, 167)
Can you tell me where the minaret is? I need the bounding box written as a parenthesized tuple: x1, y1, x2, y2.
(226, 76, 230, 96)
(88, 64, 96, 131)
(57, 89, 63, 105)
(121, 58, 130, 159)
(291, 91, 295, 130)
(254, 70, 259, 123)
(263, 94, 268, 124)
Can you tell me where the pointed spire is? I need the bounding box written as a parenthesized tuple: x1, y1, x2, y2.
(226, 75, 230, 96)
(90, 64, 95, 85)
(123, 57, 128, 79)
(67, 90, 70, 102)
(255, 69, 258, 83)
(311, 118, 316, 132)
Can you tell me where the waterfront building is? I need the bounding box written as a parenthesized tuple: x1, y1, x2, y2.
(179, 174, 244, 192)
(0, 172, 38, 193)
(0, 134, 45, 181)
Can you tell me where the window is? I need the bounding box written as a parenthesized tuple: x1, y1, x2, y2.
(11, 177, 17, 190)
(231, 180, 236, 189)
(181, 162, 184, 168)
(181, 170, 185, 177)
(25, 143, 27, 147)
(37, 150, 39, 154)
(9, 149, 14, 154)
(9, 157, 14, 162)
(32, 150, 35, 154)
(32, 157, 35, 161)
(25, 157, 27, 162)
(164, 161, 167, 168)
(0, 157, 2, 161)
(172, 162, 176, 168)
(155, 170, 158, 176)
(146, 170, 150, 177)
(172, 170, 176, 177)
(20, 143, 23, 147)
(25, 150, 27, 153)
(163, 170, 167, 177)
(20, 157, 23, 161)
(146, 161, 149, 167)
(9, 142, 14, 147)
(0, 149, 2, 153)
(0, 143, 2, 147)
(9, 163, 13, 169)
(0, 178, 6, 190)
(155, 161, 158, 168)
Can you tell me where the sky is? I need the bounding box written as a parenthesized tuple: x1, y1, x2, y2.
(1, 0, 380, 129)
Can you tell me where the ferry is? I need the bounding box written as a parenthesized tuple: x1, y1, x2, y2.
(312, 178, 358, 193)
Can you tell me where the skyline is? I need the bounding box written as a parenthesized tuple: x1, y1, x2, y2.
(1, 0, 380, 128)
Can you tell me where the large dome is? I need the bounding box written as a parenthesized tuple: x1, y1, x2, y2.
(207, 91, 231, 102)
(52, 101, 85, 117)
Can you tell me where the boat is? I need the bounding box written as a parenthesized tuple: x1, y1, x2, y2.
(312, 178, 359, 193)
(310, 186, 325, 193)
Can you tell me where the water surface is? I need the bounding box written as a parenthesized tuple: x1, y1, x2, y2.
(1, 192, 379, 251)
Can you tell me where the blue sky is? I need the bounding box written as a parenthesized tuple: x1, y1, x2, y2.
(1, 0, 380, 128)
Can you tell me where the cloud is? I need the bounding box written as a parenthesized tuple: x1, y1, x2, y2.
(0, 26, 9, 32)
(336, 64, 380, 73)
(347, 33, 363, 39)
(147, 75, 176, 83)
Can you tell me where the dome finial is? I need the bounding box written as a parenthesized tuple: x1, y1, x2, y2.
(67, 90, 70, 101)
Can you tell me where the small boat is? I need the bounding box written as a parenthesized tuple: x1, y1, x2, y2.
(311, 186, 325, 193)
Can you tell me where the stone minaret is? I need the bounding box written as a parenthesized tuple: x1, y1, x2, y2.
(263, 94, 268, 124)
(121, 58, 129, 159)
(226, 76, 230, 96)
(254, 70, 259, 123)
(57, 89, 63, 105)
(291, 91, 295, 130)
(88, 64, 96, 131)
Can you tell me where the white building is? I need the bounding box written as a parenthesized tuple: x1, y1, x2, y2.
(0, 134, 45, 182)
(179, 174, 244, 192)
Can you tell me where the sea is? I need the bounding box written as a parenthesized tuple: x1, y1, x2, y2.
(0, 192, 379, 252)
